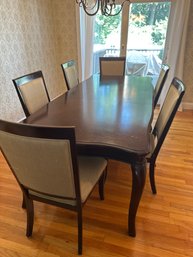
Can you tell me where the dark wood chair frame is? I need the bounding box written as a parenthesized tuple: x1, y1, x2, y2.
(153, 64, 170, 108)
(147, 77, 185, 194)
(13, 71, 50, 117)
(61, 60, 79, 91)
(99, 56, 126, 77)
(0, 120, 106, 255)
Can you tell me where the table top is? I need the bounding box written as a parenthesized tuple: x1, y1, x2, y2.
(24, 74, 154, 162)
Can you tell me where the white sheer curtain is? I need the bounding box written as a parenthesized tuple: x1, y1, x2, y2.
(76, 6, 95, 82)
(160, 0, 190, 105)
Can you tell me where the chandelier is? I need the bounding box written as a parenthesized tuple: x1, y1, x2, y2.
(76, 0, 131, 16)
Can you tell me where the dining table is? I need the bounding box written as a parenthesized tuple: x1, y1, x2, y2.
(23, 73, 154, 237)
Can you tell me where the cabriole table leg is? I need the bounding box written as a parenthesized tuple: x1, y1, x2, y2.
(128, 157, 146, 236)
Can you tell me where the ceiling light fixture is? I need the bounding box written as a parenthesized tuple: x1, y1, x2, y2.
(76, 0, 131, 16)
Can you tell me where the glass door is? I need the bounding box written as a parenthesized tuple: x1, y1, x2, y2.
(93, 6, 122, 74)
(125, 2, 171, 77)
(92, 0, 171, 77)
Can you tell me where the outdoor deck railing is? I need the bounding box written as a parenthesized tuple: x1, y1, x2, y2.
(93, 48, 162, 75)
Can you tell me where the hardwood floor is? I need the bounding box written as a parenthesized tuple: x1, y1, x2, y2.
(0, 110, 193, 256)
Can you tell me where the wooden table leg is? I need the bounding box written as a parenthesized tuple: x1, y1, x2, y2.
(128, 157, 146, 236)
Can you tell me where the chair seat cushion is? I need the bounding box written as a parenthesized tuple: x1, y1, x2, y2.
(78, 156, 107, 202)
(29, 156, 107, 206)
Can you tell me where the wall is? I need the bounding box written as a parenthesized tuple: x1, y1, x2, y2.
(0, 0, 78, 121)
(53, 0, 78, 68)
(183, 0, 193, 107)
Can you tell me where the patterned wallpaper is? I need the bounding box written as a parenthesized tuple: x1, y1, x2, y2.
(0, 0, 77, 121)
(183, 0, 193, 103)
(53, 0, 78, 66)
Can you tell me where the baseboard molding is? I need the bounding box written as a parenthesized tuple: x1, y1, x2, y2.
(182, 102, 193, 110)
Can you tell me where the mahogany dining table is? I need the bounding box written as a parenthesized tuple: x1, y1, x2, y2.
(23, 73, 154, 237)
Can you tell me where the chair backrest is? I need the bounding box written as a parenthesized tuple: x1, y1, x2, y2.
(100, 57, 126, 77)
(13, 71, 50, 117)
(0, 120, 81, 204)
(151, 77, 185, 159)
(61, 60, 79, 90)
(153, 64, 170, 107)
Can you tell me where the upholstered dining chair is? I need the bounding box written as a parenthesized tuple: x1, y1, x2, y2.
(153, 64, 170, 108)
(61, 60, 79, 90)
(13, 71, 50, 117)
(0, 120, 107, 255)
(100, 56, 126, 77)
(147, 77, 185, 194)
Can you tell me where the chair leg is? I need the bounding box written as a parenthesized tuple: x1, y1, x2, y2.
(98, 168, 107, 200)
(22, 193, 26, 209)
(77, 209, 82, 255)
(25, 196, 34, 237)
(104, 166, 108, 182)
(149, 161, 157, 194)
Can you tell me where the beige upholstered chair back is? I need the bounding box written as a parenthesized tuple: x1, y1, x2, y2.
(61, 60, 79, 90)
(19, 78, 49, 115)
(153, 64, 169, 107)
(13, 71, 50, 117)
(153, 78, 185, 146)
(147, 77, 185, 195)
(155, 84, 178, 141)
(100, 57, 126, 76)
(0, 130, 76, 199)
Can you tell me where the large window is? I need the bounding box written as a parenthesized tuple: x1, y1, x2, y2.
(93, 1, 171, 76)
(93, 7, 122, 73)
